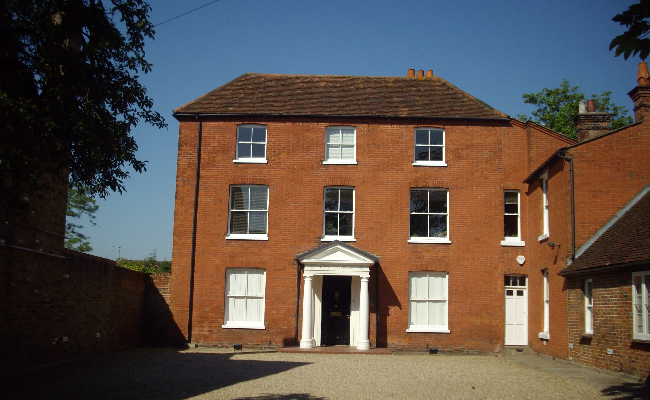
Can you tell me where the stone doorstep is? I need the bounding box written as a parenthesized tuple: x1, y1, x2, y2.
(501, 345, 535, 356)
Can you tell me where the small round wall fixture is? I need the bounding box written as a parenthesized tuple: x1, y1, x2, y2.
(516, 255, 526, 265)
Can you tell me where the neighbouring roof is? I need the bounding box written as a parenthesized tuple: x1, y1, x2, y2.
(173, 73, 509, 120)
(560, 188, 650, 275)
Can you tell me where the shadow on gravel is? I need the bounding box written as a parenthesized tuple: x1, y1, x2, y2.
(601, 382, 647, 400)
(2, 348, 309, 400)
(232, 394, 325, 400)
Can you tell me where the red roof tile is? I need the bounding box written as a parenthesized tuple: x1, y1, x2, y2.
(560, 189, 650, 275)
(173, 73, 508, 120)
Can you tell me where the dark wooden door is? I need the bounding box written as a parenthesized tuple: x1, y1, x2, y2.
(321, 276, 351, 346)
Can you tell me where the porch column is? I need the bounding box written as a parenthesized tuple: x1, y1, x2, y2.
(300, 274, 314, 348)
(357, 276, 370, 350)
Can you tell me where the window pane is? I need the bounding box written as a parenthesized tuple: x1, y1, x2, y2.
(327, 145, 341, 160)
(341, 145, 354, 159)
(505, 203, 518, 214)
(246, 298, 262, 322)
(429, 215, 447, 238)
(238, 143, 251, 158)
(247, 271, 264, 296)
(410, 214, 428, 237)
(252, 127, 266, 142)
(229, 297, 245, 322)
(430, 146, 443, 161)
(519, 276, 526, 286)
(429, 191, 447, 213)
(327, 130, 341, 144)
(339, 213, 353, 236)
(324, 189, 339, 211)
(249, 187, 268, 210)
(324, 213, 338, 235)
(248, 212, 267, 234)
(506, 289, 513, 296)
(504, 215, 518, 237)
(230, 212, 248, 234)
(339, 189, 354, 211)
(238, 127, 252, 142)
(410, 190, 428, 213)
(410, 275, 426, 299)
(430, 131, 444, 145)
(429, 301, 445, 326)
(341, 130, 355, 144)
(505, 192, 518, 204)
(429, 275, 444, 299)
(228, 271, 246, 296)
(415, 146, 429, 161)
(231, 187, 248, 210)
(505, 276, 511, 286)
(251, 143, 265, 158)
(415, 130, 429, 145)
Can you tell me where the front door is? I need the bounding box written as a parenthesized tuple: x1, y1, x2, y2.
(321, 276, 351, 345)
(504, 275, 528, 345)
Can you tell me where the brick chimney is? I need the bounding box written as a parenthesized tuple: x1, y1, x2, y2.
(628, 61, 650, 121)
(573, 99, 611, 141)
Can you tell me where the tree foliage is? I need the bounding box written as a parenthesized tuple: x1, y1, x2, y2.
(65, 187, 98, 252)
(0, 0, 166, 216)
(117, 250, 171, 273)
(610, 0, 650, 60)
(516, 79, 633, 139)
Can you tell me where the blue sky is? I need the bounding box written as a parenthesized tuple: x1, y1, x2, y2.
(79, 0, 639, 261)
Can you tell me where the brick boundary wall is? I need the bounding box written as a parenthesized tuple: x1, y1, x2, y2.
(0, 246, 176, 374)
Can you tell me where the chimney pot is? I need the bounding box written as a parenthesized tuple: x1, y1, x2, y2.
(638, 62, 650, 85)
(426, 70, 433, 78)
(407, 69, 415, 78)
(417, 70, 424, 78)
(578, 101, 586, 113)
(586, 99, 596, 112)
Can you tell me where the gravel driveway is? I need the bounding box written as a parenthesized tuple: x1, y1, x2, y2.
(2, 347, 641, 400)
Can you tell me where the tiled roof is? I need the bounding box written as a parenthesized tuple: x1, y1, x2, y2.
(173, 73, 508, 120)
(560, 189, 650, 275)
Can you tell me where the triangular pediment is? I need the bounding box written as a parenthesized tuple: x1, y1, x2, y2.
(297, 241, 379, 266)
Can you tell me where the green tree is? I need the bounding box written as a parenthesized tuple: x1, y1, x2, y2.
(516, 79, 633, 139)
(0, 0, 166, 217)
(117, 250, 171, 273)
(65, 187, 98, 252)
(610, 0, 650, 60)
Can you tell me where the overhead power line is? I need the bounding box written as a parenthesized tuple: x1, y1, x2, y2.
(154, 0, 221, 27)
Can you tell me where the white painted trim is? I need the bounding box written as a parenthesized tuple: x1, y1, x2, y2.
(226, 234, 269, 241)
(233, 159, 268, 164)
(406, 328, 450, 333)
(538, 332, 550, 340)
(538, 234, 549, 242)
(408, 238, 451, 244)
(323, 160, 358, 165)
(303, 265, 371, 277)
(222, 323, 265, 329)
(501, 240, 525, 247)
(321, 236, 356, 242)
(413, 161, 448, 167)
(574, 183, 650, 261)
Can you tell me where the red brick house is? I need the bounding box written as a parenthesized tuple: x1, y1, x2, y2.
(170, 68, 578, 352)
(523, 63, 650, 377)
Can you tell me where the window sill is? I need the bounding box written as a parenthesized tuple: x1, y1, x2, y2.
(233, 159, 268, 164)
(581, 332, 593, 339)
(538, 234, 549, 242)
(222, 323, 265, 330)
(538, 332, 550, 340)
(226, 234, 269, 241)
(323, 160, 357, 165)
(501, 240, 525, 247)
(413, 161, 447, 167)
(322, 236, 356, 242)
(631, 338, 650, 344)
(406, 327, 450, 333)
(408, 238, 451, 244)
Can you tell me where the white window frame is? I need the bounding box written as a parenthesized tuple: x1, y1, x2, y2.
(584, 279, 593, 334)
(408, 188, 451, 244)
(323, 126, 357, 165)
(234, 124, 268, 163)
(538, 172, 549, 241)
(502, 190, 525, 247)
(413, 128, 447, 167)
(322, 187, 355, 242)
(227, 185, 269, 240)
(632, 271, 650, 340)
(406, 271, 450, 333)
(223, 268, 266, 329)
(539, 269, 550, 339)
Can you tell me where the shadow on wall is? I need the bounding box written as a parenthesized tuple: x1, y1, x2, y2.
(143, 273, 185, 345)
(2, 349, 310, 400)
(376, 264, 401, 348)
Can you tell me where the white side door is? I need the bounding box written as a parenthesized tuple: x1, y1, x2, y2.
(505, 277, 528, 345)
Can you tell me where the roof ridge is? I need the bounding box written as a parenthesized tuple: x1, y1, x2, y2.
(172, 73, 254, 114)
